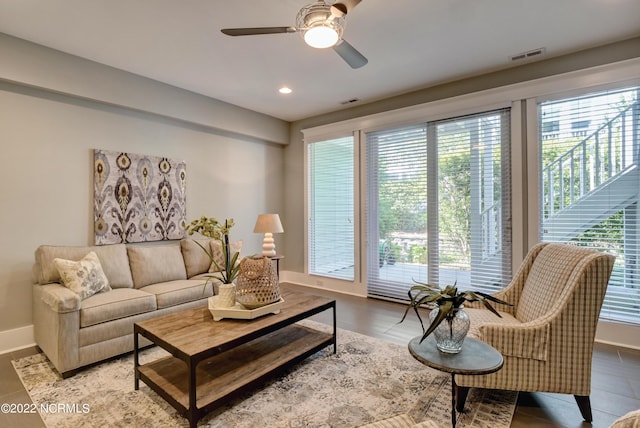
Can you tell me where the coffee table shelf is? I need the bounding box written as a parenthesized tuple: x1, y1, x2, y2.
(134, 289, 336, 428)
(137, 324, 333, 411)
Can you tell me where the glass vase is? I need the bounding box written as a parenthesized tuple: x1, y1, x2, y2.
(428, 306, 470, 354)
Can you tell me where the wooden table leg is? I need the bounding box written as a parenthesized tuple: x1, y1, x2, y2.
(133, 328, 139, 390)
(188, 360, 197, 428)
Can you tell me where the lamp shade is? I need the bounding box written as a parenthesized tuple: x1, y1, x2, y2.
(253, 214, 284, 234)
(254, 214, 284, 257)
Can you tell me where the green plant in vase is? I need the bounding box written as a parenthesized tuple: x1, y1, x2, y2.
(400, 281, 513, 351)
(185, 216, 240, 285)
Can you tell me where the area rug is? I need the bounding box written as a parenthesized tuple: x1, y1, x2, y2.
(12, 321, 517, 427)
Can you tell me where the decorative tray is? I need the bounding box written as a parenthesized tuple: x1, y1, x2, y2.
(208, 296, 284, 321)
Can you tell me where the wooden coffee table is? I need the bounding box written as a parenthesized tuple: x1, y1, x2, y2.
(133, 288, 336, 428)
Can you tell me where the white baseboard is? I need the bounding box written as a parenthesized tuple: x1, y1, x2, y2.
(280, 270, 367, 297)
(595, 320, 640, 350)
(0, 324, 35, 355)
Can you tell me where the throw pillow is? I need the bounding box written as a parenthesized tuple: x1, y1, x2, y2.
(54, 251, 112, 299)
(209, 240, 243, 273)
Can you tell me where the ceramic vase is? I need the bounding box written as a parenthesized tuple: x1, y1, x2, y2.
(218, 282, 236, 308)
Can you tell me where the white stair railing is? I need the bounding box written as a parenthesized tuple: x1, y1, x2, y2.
(542, 102, 638, 222)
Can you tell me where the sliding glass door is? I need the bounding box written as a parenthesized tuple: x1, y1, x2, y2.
(367, 109, 511, 300)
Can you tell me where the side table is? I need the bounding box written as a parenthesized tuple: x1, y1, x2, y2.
(408, 335, 503, 428)
(270, 254, 284, 278)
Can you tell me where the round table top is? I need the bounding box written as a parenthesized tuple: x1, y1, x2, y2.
(408, 335, 503, 375)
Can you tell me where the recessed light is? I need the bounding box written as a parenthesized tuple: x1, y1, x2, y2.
(279, 87, 293, 94)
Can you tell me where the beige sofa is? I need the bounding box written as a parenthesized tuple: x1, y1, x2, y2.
(32, 239, 222, 377)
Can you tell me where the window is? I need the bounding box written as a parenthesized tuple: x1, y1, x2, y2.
(307, 136, 355, 280)
(366, 125, 428, 297)
(367, 109, 512, 300)
(539, 86, 640, 323)
(542, 120, 560, 133)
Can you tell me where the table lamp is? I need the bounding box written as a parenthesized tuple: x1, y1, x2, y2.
(253, 213, 284, 257)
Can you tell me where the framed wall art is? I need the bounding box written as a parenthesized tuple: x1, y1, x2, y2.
(94, 149, 187, 245)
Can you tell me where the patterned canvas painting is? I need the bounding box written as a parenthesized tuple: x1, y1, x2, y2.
(94, 150, 187, 245)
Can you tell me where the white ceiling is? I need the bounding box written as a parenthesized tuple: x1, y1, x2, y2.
(1, 0, 639, 122)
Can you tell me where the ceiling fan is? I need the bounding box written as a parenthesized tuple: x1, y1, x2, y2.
(221, 0, 368, 69)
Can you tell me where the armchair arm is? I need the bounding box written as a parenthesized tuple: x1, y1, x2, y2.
(478, 317, 551, 361)
(37, 283, 81, 313)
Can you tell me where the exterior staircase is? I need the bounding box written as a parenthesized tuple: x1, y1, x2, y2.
(541, 101, 639, 240)
(540, 99, 640, 320)
(474, 100, 639, 296)
(542, 164, 638, 241)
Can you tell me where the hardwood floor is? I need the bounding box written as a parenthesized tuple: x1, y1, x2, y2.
(1, 282, 638, 428)
(286, 283, 640, 428)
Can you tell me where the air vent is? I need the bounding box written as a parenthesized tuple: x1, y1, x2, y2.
(340, 98, 360, 105)
(510, 47, 546, 62)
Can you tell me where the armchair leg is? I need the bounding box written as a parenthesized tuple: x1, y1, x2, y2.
(455, 385, 470, 412)
(574, 395, 593, 422)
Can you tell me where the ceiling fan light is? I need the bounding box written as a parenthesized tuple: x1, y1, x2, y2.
(296, 1, 344, 49)
(304, 25, 339, 48)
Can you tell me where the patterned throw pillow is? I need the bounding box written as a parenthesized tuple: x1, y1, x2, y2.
(208, 240, 243, 273)
(54, 251, 112, 299)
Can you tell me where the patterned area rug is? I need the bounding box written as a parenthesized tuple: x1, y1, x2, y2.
(12, 321, 517, 427)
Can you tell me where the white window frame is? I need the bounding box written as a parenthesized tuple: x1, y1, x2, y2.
(303, 130, 362, 289)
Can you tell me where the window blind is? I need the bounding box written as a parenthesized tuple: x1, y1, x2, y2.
(307, 136, 355, 280)
(539, 86, 640, 323)
(366, 125, 428, 299)
(434, 110, 512, 295)
(366, 109, 511, 301)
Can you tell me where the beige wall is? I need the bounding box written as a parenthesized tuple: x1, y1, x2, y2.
(0, 35, 288, 351)
(0, 33, 289, 145)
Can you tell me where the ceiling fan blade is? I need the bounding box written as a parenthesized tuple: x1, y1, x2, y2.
(221, 27, 296, 36)
(330, 0, 363, 17)
(333, 39, 368, 69)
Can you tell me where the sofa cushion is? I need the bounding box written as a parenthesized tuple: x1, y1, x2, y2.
(54, 251, 112, 299)
(80, 288, 157, 328)
(188, 273, 223, 294)
(139, 280, 213, 309)
(34, 244, 134, 288)
(208, 240, 243, 272)
(180, 239, 213, 278)
(127, 245, 187, 288)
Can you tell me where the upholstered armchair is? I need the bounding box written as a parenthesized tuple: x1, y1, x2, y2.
(455, 242, 615, 422)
